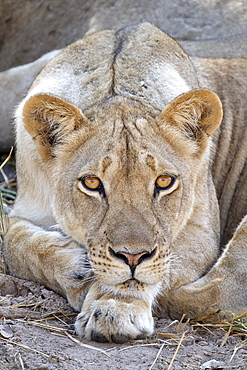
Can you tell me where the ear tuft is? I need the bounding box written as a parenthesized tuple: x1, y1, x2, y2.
(158, 89, 223, 141)
(23, 94, 89, 161)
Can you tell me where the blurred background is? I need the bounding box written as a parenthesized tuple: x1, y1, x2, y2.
(1, 0, 247, 72)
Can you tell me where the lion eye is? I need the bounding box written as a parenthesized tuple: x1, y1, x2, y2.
(155, 175, 175, 190)
(81, 176, 102, 191)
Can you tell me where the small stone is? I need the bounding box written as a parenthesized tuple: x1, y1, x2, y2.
(37, 364, 49, 370)
(200, 359, 224, 369)
(0, 324, 14, 338)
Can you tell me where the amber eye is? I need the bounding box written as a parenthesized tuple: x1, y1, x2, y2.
(155, 174, 175, 190)
(81, 176, 102, 191)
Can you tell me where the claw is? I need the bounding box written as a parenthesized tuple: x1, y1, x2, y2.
(111, 333, 129, 343)
(91, 331, 109, 343)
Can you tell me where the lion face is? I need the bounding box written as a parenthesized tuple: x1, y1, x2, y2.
(23, 90, 222, 300)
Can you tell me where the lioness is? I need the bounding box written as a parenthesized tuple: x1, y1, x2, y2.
(4, 23, 247, 343)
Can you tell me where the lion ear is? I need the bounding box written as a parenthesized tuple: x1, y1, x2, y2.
(23, 94, 90, 161)
(157, 89, 222, 141)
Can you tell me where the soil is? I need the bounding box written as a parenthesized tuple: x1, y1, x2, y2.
(0, 273, 246, 370)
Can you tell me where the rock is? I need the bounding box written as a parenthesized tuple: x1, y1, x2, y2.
(0, 323, 14, 338)
(0, 51, 59, 152)
(200, 359, 225, 369)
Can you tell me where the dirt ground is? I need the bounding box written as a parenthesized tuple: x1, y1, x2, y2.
(0, 272, 246, 370)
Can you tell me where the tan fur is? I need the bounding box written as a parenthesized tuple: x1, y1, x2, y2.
(4, 23, 247, 343)
(23, 94, 90, 161)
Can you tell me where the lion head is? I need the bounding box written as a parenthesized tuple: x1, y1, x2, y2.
(22, 80, 222, 303)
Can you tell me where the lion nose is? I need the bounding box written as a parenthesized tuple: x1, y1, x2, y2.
(109, 248, 155, 275)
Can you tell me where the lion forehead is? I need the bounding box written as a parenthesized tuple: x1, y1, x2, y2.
(27, 23, 198, 113)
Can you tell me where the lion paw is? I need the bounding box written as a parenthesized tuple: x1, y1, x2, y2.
(75, 298, 154, 343)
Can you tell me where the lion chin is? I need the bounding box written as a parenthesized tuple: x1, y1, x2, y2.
(4, 23, 247, 343)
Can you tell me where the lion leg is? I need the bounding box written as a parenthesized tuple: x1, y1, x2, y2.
(4, 217, 93, 311)
(4, 217, 154, 342)
(75, 283, 154, 343)
(167, 215, 247, 318)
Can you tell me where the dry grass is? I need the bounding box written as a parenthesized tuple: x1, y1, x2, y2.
(1, 308, 110, 359)
(153, 311, 247, 368)
(191, 310, 247, 337)
(117, 311, 247, 368)
(1, 273, 247, 368)
(0, 149, 15, 273)
(0, 147, 16, 203)
(191, 313, 247, 364)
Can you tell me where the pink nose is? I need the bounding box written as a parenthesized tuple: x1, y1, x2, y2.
(116, 251, 150, 269)
(109, 247, 157, 275)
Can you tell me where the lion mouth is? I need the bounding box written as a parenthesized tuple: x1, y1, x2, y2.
(89, 244, 167, 288)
